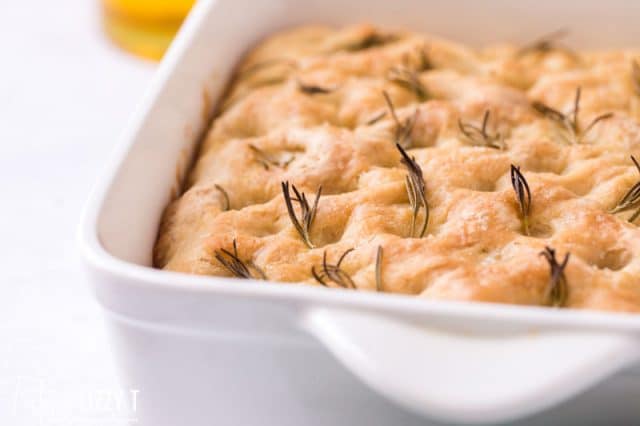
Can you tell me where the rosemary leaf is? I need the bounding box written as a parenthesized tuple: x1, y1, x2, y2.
(281, 181, 322, 248)
(611, 181, 640, 214)
(396, 143, 429, 237)
(580, 112, 614, 137)
(517, 29, 570, 56)
(365, 110, 387, 125)
(532, 101, 567, 125)
(342, 32, 396, 52)
(630, 155, 639, 174)
(214, 184, 230, 211)
(387, 66, 429, 101)
(395, 44, 433, 73)
(297, 80, 337, 95)
(312, 248, 356, 288)
(415, 44, 433, 72)
(458, 110, 505, 149)
(214, 239, 266, 280)
(510, 165, 532, 235)
(610, 156, 640, 219)
(539, 246, 570, 307)
(383, 91, 418, 149)
(532, 87, 612, 144)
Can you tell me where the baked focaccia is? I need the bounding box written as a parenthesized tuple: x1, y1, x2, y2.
(154, 24, 640, 312)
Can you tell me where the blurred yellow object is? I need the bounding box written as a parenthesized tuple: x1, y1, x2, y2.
(102, 0, 195, 60)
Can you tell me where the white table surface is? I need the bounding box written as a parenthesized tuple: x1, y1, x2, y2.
(0, 1, 154, 424)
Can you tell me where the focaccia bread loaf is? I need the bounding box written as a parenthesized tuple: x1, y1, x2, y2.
(154, 24, 640, 312)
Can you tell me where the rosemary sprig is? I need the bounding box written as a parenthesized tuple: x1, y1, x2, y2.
(539, 246, 570, 307)
(375, 246, 383, 292)
(510, 165, 532, 235)
(532, 87, 613, 144)
(311, 248, 356, 288)
(249, 144, 293, 170)
(297, 80, 337, 95)
(383, 91, 418, 148)
(342, 32, 396, 52)
(516, 29, 571, 57)
(413, 44, 433, 72)
(397, 143, 429, 237)
(214, 184, 230, 211)
(394, 43, 433, 73)
(610, 155, 640, 222)
(387, 66, 429, 101)
(365, 110, 387, 125)
(213, 239, 266, 280)
(632, 60, 640, 96)
(281, 181, 322, 248)
(458, 110, 505, 149)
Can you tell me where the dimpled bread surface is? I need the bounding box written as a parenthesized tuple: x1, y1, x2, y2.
(154, 24, 640, 312)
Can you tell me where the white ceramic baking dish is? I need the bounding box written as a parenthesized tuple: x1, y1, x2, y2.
(79, 0, 640, 424)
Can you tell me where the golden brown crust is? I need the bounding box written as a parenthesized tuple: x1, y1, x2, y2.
(154, 24, 640, 313)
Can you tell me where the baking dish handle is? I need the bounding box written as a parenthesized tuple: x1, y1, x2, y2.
(301, 308, 640, 424)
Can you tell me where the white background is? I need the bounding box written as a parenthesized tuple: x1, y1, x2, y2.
(0, 0, 154, 424)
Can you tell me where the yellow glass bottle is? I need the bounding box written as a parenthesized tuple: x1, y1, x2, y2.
(102, 0, 195, 60)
